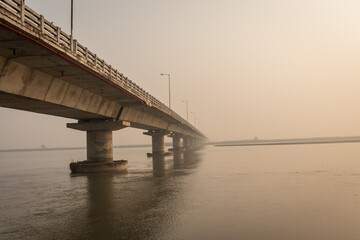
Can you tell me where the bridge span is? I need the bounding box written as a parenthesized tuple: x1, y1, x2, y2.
(0, 0, 206, 172)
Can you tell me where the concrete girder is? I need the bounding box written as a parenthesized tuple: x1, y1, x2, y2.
(167, 123, 188, 135)
(119, 106, 171, 132)
(0, 57, 122, 119)
(0, 91, 109, 119)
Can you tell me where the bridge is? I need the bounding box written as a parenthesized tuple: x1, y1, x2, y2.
(0, 0, 206, 173)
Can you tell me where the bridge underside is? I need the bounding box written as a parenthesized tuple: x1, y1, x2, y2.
(0, 90, 189, 135)
(0, 91, 108, 120)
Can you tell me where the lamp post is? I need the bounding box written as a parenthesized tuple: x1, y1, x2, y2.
(181, 100, 188, 121)
(70, 0, 75, 52)
(71, 0, 74, 38)
(160, 73, 171, 108)
(191, 111, 196, 127)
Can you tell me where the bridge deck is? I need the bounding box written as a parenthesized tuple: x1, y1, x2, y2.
(0, 0, 205, 138)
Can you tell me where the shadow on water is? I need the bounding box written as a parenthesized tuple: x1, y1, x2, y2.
(53, 150, 203, 240)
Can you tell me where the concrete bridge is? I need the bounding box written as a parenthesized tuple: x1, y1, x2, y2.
(0, 0, 206, 172)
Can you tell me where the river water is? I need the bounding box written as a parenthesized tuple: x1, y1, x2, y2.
(1, 143, 360, 240)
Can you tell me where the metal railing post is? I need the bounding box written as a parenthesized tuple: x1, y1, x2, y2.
(39, 15, 44, 34)
(70, 35, 73, 51)
(73, 39, 77, 53)
(85, 48, 88, 61)
(56, 27, 61, 42)
(20, 0, 25, 23)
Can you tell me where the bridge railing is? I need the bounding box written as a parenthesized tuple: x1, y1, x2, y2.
(0, 0, 203, 136)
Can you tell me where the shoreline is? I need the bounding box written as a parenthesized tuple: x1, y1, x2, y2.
(215, 139, 360, 147)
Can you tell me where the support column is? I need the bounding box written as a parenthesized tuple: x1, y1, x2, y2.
(183, 136, 191, 151)
(67, 120, 130, 173)
(87, 131, 113, 162)
(192, 138, 198, 150)
(144, 130, 169, 156)
(173, 136, 181, 152)
(169, 134, 182, 152)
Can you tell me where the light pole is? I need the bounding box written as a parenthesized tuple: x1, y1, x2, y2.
(71, 0, 74, 38)
(160, 73, 171, 108)
(191, 111, 196, 127)
(70, 0, 74, 52)
(181, 100, 188, 121)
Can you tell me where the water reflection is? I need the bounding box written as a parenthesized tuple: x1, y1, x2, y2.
(86, 173, 116, 240)
(173, 151, 184, 169)
(182, 151, 202, 170)
(65, 151, 203, 240)
(152, 154, 165, 177)
(4, 145, 360, 240)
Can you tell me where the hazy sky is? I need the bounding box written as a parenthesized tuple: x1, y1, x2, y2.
(2, 0, 360, 149)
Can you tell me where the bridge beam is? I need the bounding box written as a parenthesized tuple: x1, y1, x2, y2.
(67, 120, 130, 173)
(144, 130, 169, 156)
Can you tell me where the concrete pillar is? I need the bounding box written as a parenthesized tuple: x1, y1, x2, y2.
(183, 136, 191, 151)
(152, 134, 165, 155)
(87, 131, 113, 162)
(168, 134, 182, 152)
(172, 136, 181, 151)
(192, 138, 198, 150)
(144, 130, 168, 156)
(67, 120, 130, 173)
(191, 138, 197, 150)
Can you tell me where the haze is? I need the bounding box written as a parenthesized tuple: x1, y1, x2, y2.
(1, 0, 360, 149)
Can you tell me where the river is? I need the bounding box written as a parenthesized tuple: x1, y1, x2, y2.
(1, 143, 360, 240)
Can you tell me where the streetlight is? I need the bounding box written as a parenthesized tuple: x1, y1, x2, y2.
(181, 100, 188, 121)
(160, 73, 171, 108)
(71, 0, 74, 38)
(191, 111, 196, 127)
(70, 0, 75, 52)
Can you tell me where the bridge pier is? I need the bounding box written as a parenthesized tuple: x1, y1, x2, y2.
(192, 138, 199, 150)
(169, 134, 182, 152)
(87, 131, 113, 162)
(144, 130, 169, 156)
(183, 136, 203, 151)
(67, 120, 130, 173)
(183, 136, 191, 151)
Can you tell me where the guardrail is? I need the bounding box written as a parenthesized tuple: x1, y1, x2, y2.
(0, 0, 203, 136)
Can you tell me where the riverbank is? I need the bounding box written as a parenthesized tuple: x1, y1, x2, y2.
(214, 136, 360, 147)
